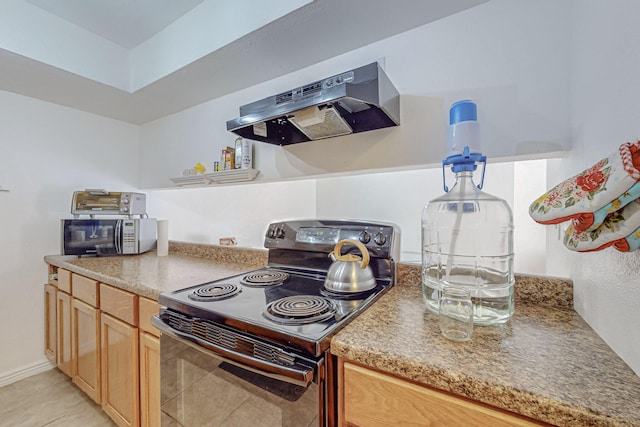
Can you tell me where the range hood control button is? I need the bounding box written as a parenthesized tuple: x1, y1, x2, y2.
(374, 232, 387, 246)
(358, 231, 371, 244)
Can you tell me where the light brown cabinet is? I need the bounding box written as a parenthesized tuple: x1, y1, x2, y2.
(101, 312, 140, 427)
(71, 273, 101, 404)
(44, 282, 57, 363)
(100, 283, 138, 325)
(139, 331, 160, 427)
(72, 298, 101, 403)
(58, 268, 72, 293)
(55, 285, 72, 377)
(45, 266, 161, 427)
(100, 283, 140, 427)
(138, 297, 160, 427)
(338, 360, 544, 427)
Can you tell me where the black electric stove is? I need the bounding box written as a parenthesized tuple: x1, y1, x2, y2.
(155, 219, 400, 358)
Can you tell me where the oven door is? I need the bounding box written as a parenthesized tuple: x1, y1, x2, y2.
(153, 317, 328, 427)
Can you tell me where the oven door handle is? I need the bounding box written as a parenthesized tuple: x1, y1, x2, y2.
(151, 316, 315, 387)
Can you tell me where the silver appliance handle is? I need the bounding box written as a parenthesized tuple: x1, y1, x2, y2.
(115, 220, 122, 254)
(151, 316, 315, 387)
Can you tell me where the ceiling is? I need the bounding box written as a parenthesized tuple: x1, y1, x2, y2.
(26, 0, 207, 49)
(0, 0, 486, 125)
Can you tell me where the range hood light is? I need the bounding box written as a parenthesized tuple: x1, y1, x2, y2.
(293, 106, 326, 127)
(290, 105, 353, 140)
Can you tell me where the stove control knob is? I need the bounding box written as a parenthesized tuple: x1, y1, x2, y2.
(275, 227, 285, 239)
(266, 228, 275, 239)
(374, 232, 387, 246)
(358, 231, 371, 244)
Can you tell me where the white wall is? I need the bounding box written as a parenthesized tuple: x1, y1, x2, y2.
(145, 180, 317, 247)
(0, 0, 130, 91)
(314, 160, 547, 276)
(131, 0, 311, 91)
(0, 90, 139, 384)
(138, 0, 571, 188)
(545, 0, 640, 374)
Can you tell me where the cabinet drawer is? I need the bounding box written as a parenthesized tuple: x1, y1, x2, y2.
(138, 297, 160, 337)
(72, 274, 99, 307)
(58, 269, 72, 294)
(100, 284, 138, 326)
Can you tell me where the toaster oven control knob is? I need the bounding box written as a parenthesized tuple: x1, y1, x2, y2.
(123, 199, 129, 204)
(374, 232, 387, 246)
(122, 206, 129, 212)
(358, 231, 371, 244)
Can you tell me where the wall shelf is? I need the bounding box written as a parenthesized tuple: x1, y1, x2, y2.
(170, 175, 204, 186)
(170, 169, 259, 187)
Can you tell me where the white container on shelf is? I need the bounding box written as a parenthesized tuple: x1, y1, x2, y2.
(241, 139, 253, 169)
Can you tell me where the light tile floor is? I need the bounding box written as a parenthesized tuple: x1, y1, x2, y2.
(0, 369, 114, 427)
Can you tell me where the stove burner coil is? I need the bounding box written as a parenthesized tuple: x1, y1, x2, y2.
(321, 284, 379, 300)
(188, 283, 241, 301)
(241, 271, 289, 287)
(263, 295, 336, 325)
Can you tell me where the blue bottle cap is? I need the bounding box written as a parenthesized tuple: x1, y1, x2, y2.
(449, 100, 477, 125)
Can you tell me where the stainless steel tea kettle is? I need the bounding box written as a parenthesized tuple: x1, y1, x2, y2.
(324, 239, 376, 293)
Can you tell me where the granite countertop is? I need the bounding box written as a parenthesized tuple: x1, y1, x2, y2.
(44, 242, 268, 300)
(331, 264, 640, 427)
(44, 245, 640, 426)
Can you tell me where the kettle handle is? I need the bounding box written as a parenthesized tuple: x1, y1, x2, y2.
(333, 239, 370, 269)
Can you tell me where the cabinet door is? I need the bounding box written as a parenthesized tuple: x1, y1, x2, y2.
(101, 312, 140, 427)
(44, 284, 57, 363)
(72, 298, 101, 403)
(55, 290, 72, 377)
(139, 332, 160, 427)
(340, 361, 543, 427)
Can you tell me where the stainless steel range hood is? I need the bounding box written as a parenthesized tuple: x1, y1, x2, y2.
(226, 62, 400, 146)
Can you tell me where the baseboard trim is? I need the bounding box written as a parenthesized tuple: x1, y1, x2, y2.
(0, 359, 56, 388)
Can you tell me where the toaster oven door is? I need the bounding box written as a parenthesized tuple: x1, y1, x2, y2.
(71, 191, 123, 215)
